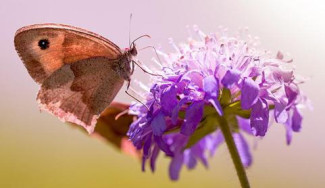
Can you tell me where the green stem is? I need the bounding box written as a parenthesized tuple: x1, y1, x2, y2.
(218, 116, 250, 188)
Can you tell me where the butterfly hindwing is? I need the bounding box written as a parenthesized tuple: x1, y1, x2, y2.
(37, 57, 124, 133)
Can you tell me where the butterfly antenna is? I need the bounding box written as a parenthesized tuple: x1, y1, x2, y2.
(131, 35, 151, 47)
(129, 13, 133, 47)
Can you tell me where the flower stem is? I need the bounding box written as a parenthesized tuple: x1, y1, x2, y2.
(218, 116, 250, 188)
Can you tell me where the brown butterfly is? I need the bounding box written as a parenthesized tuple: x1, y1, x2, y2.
(14, 23, 143, 133)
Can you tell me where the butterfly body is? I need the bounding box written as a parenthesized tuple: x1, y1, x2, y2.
(14, 23, 136, 133)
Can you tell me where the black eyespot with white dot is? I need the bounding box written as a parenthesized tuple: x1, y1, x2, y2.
(38, 39, 50, 50)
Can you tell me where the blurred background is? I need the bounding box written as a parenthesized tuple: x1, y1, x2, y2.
(1, 0, 324, 187)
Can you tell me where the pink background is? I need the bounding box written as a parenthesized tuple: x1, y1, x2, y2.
(1, 0, 324, 187)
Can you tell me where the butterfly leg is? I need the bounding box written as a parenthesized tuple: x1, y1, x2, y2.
(138, 45, 163, 65)
(125, 90, 149, 110)
(125, 79, 149, 110)
(132, 60, 162, 77)
(130, 59, 135, 75)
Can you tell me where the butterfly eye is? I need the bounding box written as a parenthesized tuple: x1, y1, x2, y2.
(38, 39, 50, 50)
(130, 46, 137, 56)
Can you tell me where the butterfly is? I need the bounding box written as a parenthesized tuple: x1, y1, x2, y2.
(14, 23, 144, 133)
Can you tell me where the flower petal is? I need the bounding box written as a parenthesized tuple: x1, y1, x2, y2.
(209, 131, 224, 156)
(154, 136, 173, 156)
(192, 141, 208, 167)
(237, 116, 253, 135)
(285, 83, 299, 107)
(184, 150, 197, 169)
(292, 107, 303, 132)
(150, 145, 160, 172)
(161, 85, 178, 116)
(171, 98, 188, 125)
(285, 117, 293, 145)
(203, 75, 219, 98)
(250, 98, 269, 136)
(233, 133, 252, 167)
(241, 77, 260, 109)
(151, 111, 166, 136)
(181, 101, 204, 136)
(143, 134, 152, 157)
(203, 75, 223, 115)
(169, 153, 184, 181)
(142, 156, 147, 172)
(208, 98, 223, 115)
(274, 101, 289, 124)
(221, 69, 241, 88)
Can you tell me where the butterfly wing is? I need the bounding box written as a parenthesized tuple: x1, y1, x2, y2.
(38, 57, 124, 133)
(14, 24, 127, 133)
(14, 23, 122, 84)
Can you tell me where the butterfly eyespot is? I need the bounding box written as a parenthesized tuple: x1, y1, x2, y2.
(38, 39, 50, 50)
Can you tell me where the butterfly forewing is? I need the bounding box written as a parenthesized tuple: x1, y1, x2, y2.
(14, 23, 122, 84)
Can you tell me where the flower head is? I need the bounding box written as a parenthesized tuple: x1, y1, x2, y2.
(127, 26, 309, 180)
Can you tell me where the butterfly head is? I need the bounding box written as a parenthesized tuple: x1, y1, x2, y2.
(129, 43, 138, 56)
(128, 34, 150, 57)
(125, 43, 137, 57)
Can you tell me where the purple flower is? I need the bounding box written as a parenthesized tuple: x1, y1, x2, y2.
(127, 26, 309, 180)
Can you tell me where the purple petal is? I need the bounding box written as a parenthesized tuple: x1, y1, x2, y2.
(142, 156, 146, 172)
(168, 134, 188, 152)
(171, 98, 188, 125)
(237, 116, 253, 135)
(192, 142, 208, 167)
(181, 101, 204, 136)
(248, 66, 262, 78)
(292, 108, 303, 132)
(154, 136, 173, 156)
(241, 77, 260, 109)
(169, 153, 184, 181)
(151, 111, 166, 136)
(233, 133, 252, 167)
(208, 98, 223, 116)
(238, 56, 252, 72)
(203, 75, 219, 98)
(285, 117, 293, 145)
(128, 117, 148, 149)
(285, 84, 299, 107)
(274, 101, 289, 124)
(143, 134, 152, 157)
(161, 85, 178, 116)
(272, 68, 293, 83)
(150, 145, 160, 172)
(250, 98, 269, 136)
(203, 75, 223, 115)
(209, 131, 224, 156)
(184, 151, 197, 169)
(182, 70, 204, 88)
(286, 127, 293, 145)
(221, 69, 241, 88)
